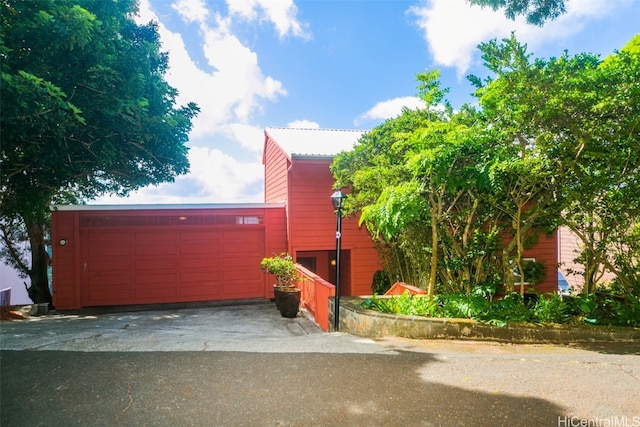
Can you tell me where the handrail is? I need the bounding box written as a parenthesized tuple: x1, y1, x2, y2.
(295, 265, 335, 331)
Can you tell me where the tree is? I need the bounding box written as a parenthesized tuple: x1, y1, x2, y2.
(332, 106, 435, 288)
(335, 34, 638, 300)
(467, 0, 566, 26)
(0, 0, 199, 304)
(334, 72, 504, 299)
(559, 36, 640, 293)
(473, 34, 640, 294)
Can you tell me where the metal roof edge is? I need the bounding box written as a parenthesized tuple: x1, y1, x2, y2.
(291, 154, 335, 161)
(50, 203, 286, 211)
(265, 126, 368, 133)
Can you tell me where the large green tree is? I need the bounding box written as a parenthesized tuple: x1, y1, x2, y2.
(467, 0, 566, 26)
(333, 34, 639, 298)
(333, 72, 505, 298)
(0, 0, 199, 304)
(473, 34, 640, 294)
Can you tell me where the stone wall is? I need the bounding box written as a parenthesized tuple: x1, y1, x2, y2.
(330, 297, 640, 343)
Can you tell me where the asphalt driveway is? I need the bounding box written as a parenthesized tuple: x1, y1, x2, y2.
(1, 301, 639, 427)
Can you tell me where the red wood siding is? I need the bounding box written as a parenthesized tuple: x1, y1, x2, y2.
(263, 133, 290, 204)
(296, 265, 335, 331)
(287, 158, 382, 296)
(521, 231, 558, 294)
(51, 206, 287, 310)
(51, 210, 81, 310)
(262, 207, 288, 297)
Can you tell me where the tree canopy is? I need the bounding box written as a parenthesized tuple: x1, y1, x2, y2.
(332, 34, 640, 298)
(0, 0, 199, 303)
(467, 0, 566, 26)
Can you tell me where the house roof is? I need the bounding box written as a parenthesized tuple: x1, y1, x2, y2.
(51, 203, 285, 211)
(265, 127, 367, 157)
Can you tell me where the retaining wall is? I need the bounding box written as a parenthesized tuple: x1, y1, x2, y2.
(331, 297, 640, 343)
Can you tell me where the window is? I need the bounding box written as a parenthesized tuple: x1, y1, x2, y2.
(235, 216, 262, 225)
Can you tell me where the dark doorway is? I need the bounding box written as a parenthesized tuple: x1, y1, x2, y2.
(297, 256, 316, 273)
(329, 250, 351, 296)
(296, 250, 351, 296)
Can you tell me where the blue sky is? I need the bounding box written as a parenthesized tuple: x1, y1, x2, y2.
(90, 0, 640, 205)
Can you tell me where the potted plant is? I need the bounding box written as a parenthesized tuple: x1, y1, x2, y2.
(260, 253, 301, 318)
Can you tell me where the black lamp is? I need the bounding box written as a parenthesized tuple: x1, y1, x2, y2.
(331, 190, 345, 210)
(331, 190, 345, 331)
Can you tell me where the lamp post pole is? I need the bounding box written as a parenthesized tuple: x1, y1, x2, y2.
(331, 191, 345, 332)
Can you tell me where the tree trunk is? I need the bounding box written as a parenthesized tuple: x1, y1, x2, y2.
(26, 221, 52, 305)
(427, 191, 439, 300)
(502, 249, 515, 293)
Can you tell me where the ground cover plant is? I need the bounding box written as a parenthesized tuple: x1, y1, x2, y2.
(362, 288, 640, 328)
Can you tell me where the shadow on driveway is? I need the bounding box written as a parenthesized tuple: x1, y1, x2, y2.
(1, 350, 568, 427)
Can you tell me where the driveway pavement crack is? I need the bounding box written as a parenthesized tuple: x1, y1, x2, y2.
(113, 382, 133, 425)
(27, 365, 61, 393)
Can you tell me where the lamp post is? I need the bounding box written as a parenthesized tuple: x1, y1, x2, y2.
(331, 190, 345, 331)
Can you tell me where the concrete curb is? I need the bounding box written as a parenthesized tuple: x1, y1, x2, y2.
(334, 297, 640, 343)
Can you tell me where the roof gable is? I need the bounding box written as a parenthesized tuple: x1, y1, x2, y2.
(265, 127, 367, 157)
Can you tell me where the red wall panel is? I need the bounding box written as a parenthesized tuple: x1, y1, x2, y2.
(51, 210, 80, 310)
(522, 231, 558, 294)
(287, 158, 382, 296)
(263, 134, 290, 204)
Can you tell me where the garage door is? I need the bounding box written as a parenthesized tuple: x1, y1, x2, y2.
(81, 226, 265, 306)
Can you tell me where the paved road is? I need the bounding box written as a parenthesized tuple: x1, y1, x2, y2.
(1, 302, 639, 427)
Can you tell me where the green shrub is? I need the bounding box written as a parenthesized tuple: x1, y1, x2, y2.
(437, 293, 490, 319)
(531, 293, 570, 324)
(362, 292, 435, 316)
(521, 259, 546, 284)
(480, 293, 531, 326)
(260, 253, 297, 287)
(361, 288, 640, 328)
(567, 292, 640, 327)
(371, 270, 392, 295)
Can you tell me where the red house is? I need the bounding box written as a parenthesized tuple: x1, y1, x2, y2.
(51, 127, 382, 310)
(263, 127, 381, 297)
(50, 127, 557, 312)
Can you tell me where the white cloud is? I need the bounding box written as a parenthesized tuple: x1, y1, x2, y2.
(226, 0, 311, 40)
(356, 96, 425, 125)
(98, 0, 310, 206)
(135, 0, 287, 141)
(171, 0, 209, 24)
(185, 146, 263, 201)
(91, 147, 264, 204)
(287, 120, 320, 129)
(409, 0, 626, 77)
(224, 123, 265, 152)
(199, 28, 287, 123)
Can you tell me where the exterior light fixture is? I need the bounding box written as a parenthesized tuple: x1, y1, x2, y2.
(330, 190, 345, 331)
(59, 239, 68, 246)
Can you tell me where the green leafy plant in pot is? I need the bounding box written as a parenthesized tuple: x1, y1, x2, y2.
(261, 253, 301, 318)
